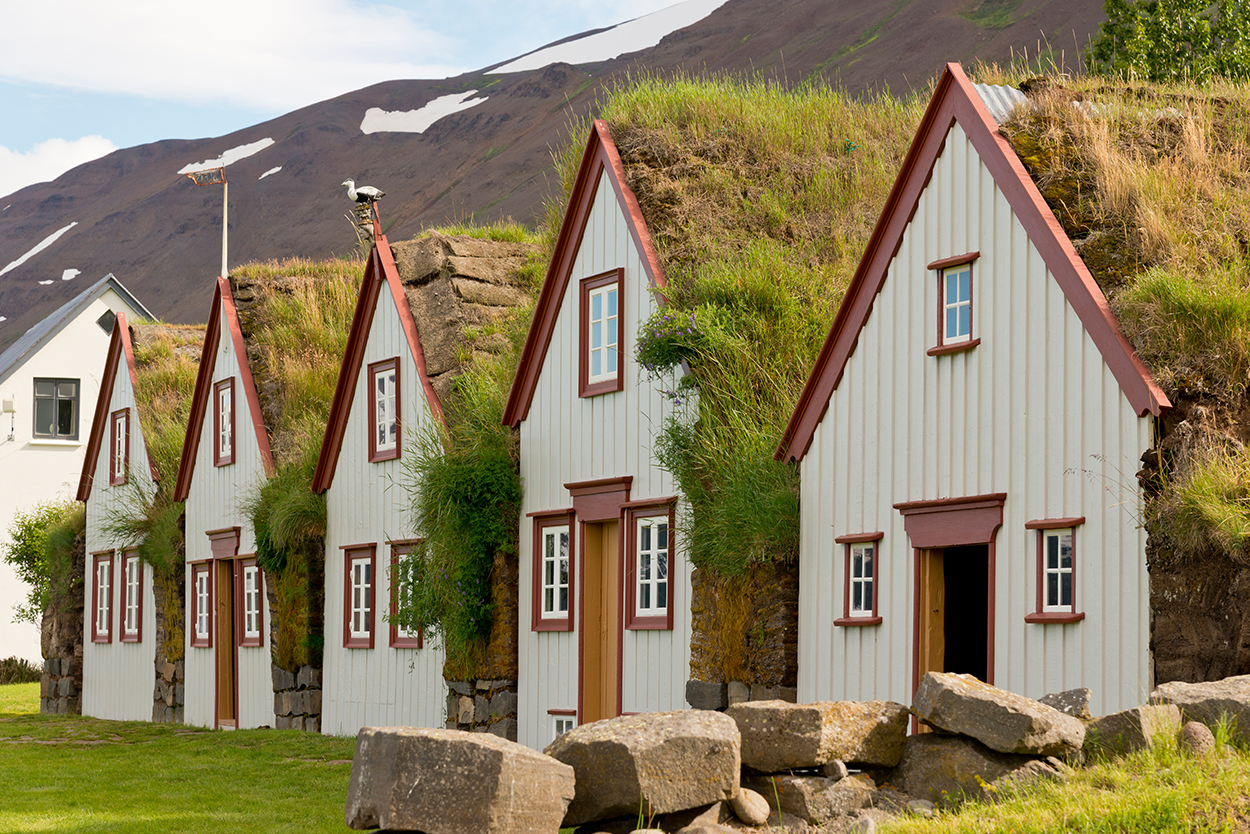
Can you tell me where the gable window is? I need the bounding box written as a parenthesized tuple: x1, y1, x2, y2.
(531, 512, 574, 631)
(121, 551, 143, 642)
(213, 378, 234, 466)
(1025, 517, 1086, 624)
(191, 562, 212, 648)
(834, 532, 884, 626)
(625, 502, 676, 630)
(368, 358, 400, 462)
(389, 541, 423, 649)
(33, 378, 79, 440)
(237, 558, 264, 647)
(579, 269, 624, 397)
(110, 408, 130, 486)
(91, 551, 113, 643)
(550, 709, 576, 741)
(344, 545, 376, 648)
(927, 253, 981, 356)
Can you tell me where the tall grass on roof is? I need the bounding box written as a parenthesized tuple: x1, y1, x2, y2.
(573, 73, 925, 575)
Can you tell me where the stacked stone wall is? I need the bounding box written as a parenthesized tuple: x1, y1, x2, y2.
(446, 679, 518, 741)
(273, 663, 322, 732)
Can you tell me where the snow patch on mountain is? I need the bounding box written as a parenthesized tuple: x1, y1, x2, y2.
(61, 269, 80, 281)
(38, 280, 52, 285)
(360, 90, 488, 135)
(177, 138, 275, 175)
(495, 0, 729, 73)
(259, 167, 282, 180)
(0, 222, 79, 278)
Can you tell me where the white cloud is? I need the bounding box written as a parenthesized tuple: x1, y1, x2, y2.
(360, 90, 487, 134)
(0, 1, 466, 114)
(177, 138, 275, 174)
(0, 136, 117, 199)
(0, 222, 78, 278)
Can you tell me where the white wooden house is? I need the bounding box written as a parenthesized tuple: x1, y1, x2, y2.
(311, 237, 446, 736)
(75, 312, 159, 720)
(776, 63, 1170, 717)
(0, 275, 151, 662)
(173, 277, 276, 729)
(503, 120, 691, 748)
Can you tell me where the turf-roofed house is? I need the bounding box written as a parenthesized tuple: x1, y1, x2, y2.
(313, 228, 533, 737)
(77, 316, 202, 721)
(503, 120, 692, 747)
(778, 63, 1171, 716)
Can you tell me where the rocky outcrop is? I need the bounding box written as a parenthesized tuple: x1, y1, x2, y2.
(1151, 675, 1250, 743)
(889, 734, 1068, 806)
(1085, 704, 1179, 755)
(912, 672, 1085, 757)
(728, 699, 908, 771)
(345, 726, 575, 833)
(544, 711, 740, 826)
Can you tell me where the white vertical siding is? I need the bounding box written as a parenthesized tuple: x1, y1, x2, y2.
(321, 281, 446, 736)
(183, 303, 273, 729)
(517, 172, 692, 749)
(82, 352, 159, 721)
(799, 122, 1152, 717)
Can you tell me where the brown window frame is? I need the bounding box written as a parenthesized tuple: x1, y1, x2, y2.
(834, 532, 884, 626)
(343, 544, 377, 649)
(624, 501, 676, 631)
(91, 551, 114, 644)
(236, 556, 265, 647)
(578, 269, 625, 398)
(368, 358, 401, 463)
(1024, 517, 1087, 624)
(190, 561, 213, 648)
(213, 378, 235, 467)
(530, 510, 575, 632)
(927, 252, 981, 357)
(109, 408, 130, 486)
(389, 540, 424, 649)
(120, 550, 144, 643)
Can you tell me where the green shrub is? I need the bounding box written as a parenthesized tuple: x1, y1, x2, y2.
(0, 657, 41, 685)
(2, 501, 80, 625)
(1156, 444, 1250, 562)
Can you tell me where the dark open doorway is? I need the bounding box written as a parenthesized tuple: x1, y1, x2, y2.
(942, 544, 989, 681)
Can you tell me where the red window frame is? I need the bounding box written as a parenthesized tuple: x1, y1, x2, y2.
(213, 378, 235, 466)
(235, 556, 265, 647)
(389, 540, 424, 649)
(834, 532, 884, 626)
(190, 561, 213, 648)
(343, 545, 376, 649)
(530, 510, 575, 632)
(578, 269, 625, 398)
(927, 252, 981, 356)
(120, 550, 143, 642)
(109, 408, 129, 486)
(368, 358, 401, 463)
(624, 501, 676, 631)
(1024, 517, 1087, 624)
(91, 551, 114, 644)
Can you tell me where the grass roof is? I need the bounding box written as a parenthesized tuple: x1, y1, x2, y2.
(129, 323, 203, 490)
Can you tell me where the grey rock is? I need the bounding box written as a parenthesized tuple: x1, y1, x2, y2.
(308, 689, 322, 715)
(272, 664, 296, 692)
(174, 683, 184, 706)
(727, 681, 750, 706)
(821, 760, 849, 781)
(1086, 704, 1179, 755)
(750, 684, 773, 702)
(163, 661, 175, 683)
(458, 695, 474, 724)
(906, 799, 935, 818)
(912, 672, 1085, 756)
(1152, 675, 1250, 743)
(297, 666, 313, 690)
(729, 788, 770, 825)
(276, 715, 292, 730)
(308, 667, 322, 688)
(291, 715, 305, 731)
(686, 680, 728, 711)
(488, 718, 518, 741)
(890, 734, 1067, 807)
(345, 726, 575, 833)
(174, 706, 184, 724)
(776, 686, 798, 704)
(741, 774, 874, 825)
(448, 681, 474, 697)
(492, 689, 519, 717)
(846, 818, 876, 834)
(728, 699, 909, 771)
(57, 677, 70, 697)
(545, 710, 740, 826)
(1038, 688, 1093, 720)
(306, 716, 320, 734)
(475, 694, 491, 723)
(1180, 720, 1215, 756)
(45, 657, 59, 676)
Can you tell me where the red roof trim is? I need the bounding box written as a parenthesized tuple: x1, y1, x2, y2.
(777, 63, 1169, 463)
(173, 277, 275, 501)
(502, 120, 665, 428)
(312, 236, 446, 494)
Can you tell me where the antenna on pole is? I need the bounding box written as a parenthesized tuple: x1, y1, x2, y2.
(185, 166, 228, 278)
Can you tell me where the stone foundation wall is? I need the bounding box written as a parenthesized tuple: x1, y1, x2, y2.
(689, 560, 799, 689)
(41, 655, 82, 715)
(152, 573, 185, 723)
(447, 679, 518, 741)
(153, 660, 185, 723)
(686, 678, 797, 711)
(273, 663, 322, 732)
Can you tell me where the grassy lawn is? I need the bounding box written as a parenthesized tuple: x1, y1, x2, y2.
(0, 683, 357, 833)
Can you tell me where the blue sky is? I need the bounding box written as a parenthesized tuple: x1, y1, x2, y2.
(0, 0, 676, 199)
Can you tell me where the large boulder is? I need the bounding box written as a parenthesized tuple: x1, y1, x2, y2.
(545, 711, 740, 826)
(727, 699, 909, 771)
(345, 726, 574, 833)
(890, 734, 1068, 807)
(1085, 704, 1180, 755)
(1038, 688, 1093, 720)
(912, 672, 1085, 757)
(741, 773, 874, 825)
(1151, 675, 1250, 743)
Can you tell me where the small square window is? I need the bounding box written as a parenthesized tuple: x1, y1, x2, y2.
(213, 379, 234, 466)
(238, 559, 264, 647)
(579, 269, 624, 397)
(390, 541, 424, 649)
(531, 512, 574, 632)
(121, 552, 143, 642)
(110, 409, 130, 486)
(368, 359, 400, 462)
(96, 310, 117, 335)
(835, 532, 883, 626)
(625, 504, 675, 631)
(191, 563, 213, 648)
(1025, 517, 1086, 624)
(91, 552, 113, 643)
(33, 377, 79, 440)
(344, 546, 376, 648)
(551, 711, 576, 741)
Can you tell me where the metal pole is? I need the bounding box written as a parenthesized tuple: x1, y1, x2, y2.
(221, 179, 228, 279)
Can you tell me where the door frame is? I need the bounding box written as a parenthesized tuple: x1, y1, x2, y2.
(207, 527, 241, 728)
(895, 493, 1005, 698)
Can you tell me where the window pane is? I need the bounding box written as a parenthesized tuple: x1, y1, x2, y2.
(591, 348, 601, 377)
(958, 305, 970, 337)
(658, 551, 667, 580)
(1059, 533, 1073, 569)
(863, 578, 873, 609)
(946, 307, 958, 338)
(852, 550, 863, 579)
(640, 552, 650, 581)
(544, 560, 553, 586)
(946, 273, 959, 304)
(57, 399, 75, 436)
(545, 533, 554, 561)
(657, 583, 666, 609)
(35, 380, 54, 397)
(1047, 536, 1059, 569)
(607, 316, 617, 348)
(559, 557, 568, 585)
(641, 585, 650, 610)
(34, 399, 53, 435)
(559, 587, 568, 612)
(544, 588, 553, 611)
(1047, 573, 1058, 607)
(658, 524, 668, 549)
(959, 270, 971, 302)
(1060, 573, 1072, 607)
(607, 288, 617, 317)
(59, 381, 77, 399)
(641, 525, 650, 552)
(592, 293, 601, 322)
(863, 549, 873, 580)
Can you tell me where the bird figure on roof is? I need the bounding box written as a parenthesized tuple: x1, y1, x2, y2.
(342, 179, 385, 203)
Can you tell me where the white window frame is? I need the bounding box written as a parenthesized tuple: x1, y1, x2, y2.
(848, 542, 875, 617)
(369, 359, 399, 461)
(123, 553, 141, 639)
(94, 555, 112, 641)
(942, 264, 972, 344)
(215, 379, 234, 465)
(346, 550, 374, 647)
(540, 525, 570, 620)
(194, 566, 212, 645)
(111, 409, 129, 485)
(587, 283, 619, 384)
(634, 515, 669, 618)
(551, 713, 576, 740)
(1042, 528, 1075, 613)
(242, 563, 262, 640)
(390, 542, 423, 647)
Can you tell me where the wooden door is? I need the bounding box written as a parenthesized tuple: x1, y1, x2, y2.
(580, 521, 620, 724)
(917, 549, 945, 683)
(215, 559, 237, 728)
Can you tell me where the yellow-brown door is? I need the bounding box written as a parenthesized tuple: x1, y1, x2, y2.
(215, 559, 237, 727)
(580, 521, 620, 724)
